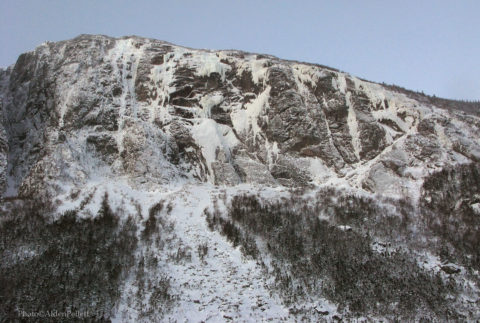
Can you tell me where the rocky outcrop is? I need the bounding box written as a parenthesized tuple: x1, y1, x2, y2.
(1, 35, 480, 322)
(0, 34, 479, 199)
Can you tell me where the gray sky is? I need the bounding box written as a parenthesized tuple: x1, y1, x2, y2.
(1, 0, 479, 100)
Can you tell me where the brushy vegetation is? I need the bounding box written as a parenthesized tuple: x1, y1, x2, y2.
(142, 200, 164, 241)
(206, 191, 460, 320)
(0, 193, 137, 322)
(133, 199, 176, 320)
(381, 82, 480, 116)
(421, 162, 480, 271)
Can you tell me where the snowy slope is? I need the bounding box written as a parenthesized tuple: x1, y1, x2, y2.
(1, 35, 480, 321)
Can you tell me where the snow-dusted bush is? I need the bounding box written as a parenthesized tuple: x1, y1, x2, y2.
(214, 193, 458, 320)
(0, 195, 137, 321)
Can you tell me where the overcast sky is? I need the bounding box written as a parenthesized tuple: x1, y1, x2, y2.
(1, 0, 479, 100)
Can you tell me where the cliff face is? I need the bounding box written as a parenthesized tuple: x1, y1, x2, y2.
(1, 34, 478, 199)
(1, 35, 479, 321)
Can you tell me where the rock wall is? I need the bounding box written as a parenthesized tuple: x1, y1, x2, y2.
(0, 34, 479, 199)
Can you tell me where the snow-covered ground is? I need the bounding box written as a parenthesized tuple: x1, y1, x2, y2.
(77, 183, 291, 322)
(161, 186, 290, 322)
(59, 181, 345, 322)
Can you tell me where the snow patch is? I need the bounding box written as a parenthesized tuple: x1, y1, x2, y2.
(471, 203, 480, 215)
(346, 92, 361, 159)
(371, 109, 411, 133)
(199, 93, 224, 118)
(191, 120, 239, 180)
(333, 73, 347, 94)
(231, 86, 271, 141)
(309, 158, 336, 184)
(434, 122, 452, 149)
(291, 64, 326, 87)
(265, 139, 280, 168)
(194, 52, 231, 81)
(236, 57, 269, 85)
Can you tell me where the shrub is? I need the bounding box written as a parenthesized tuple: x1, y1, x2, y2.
(421, 163, 480, 270)
(0, 196, 138, 321)
(142, 200, 164, 240)
(197, 243, 208, 262)
(212, 193, 458, 320)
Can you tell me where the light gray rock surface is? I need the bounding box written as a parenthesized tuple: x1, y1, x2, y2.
(1, 34, 479, 201)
